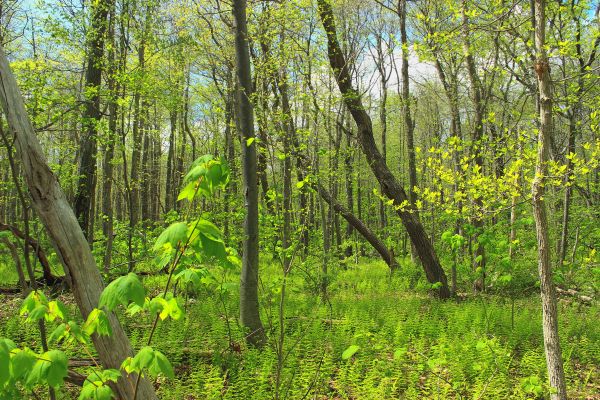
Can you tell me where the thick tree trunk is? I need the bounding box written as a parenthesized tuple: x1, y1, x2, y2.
(232, 0, 267, 347)
(532, 1, 568, 398)
(317, 0, 450, 298)
(0, 43, 158, 400)
(74, 0, 112, 242)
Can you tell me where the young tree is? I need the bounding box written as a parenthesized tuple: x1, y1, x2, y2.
(232, 0, 267, 346)
(532, 0, 567, 398)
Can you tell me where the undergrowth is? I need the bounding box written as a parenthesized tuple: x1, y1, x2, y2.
(1, 259, 598, 399)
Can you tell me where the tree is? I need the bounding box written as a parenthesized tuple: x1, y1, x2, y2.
(232, 0, 267, 347)
(74, 0, 112, 242)
(532, 0, 568, 398)
(317, 0, 450, 298)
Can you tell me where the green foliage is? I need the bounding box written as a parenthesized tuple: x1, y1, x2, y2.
(99, 272, 146, 311)
(122, 346, 174, 379)
(153, 222, 188, 250)
(341, 344, 360, 360)
(78, 369, 121, 400)
(27, 350, 68, 388)
(178, 155, 230, 201)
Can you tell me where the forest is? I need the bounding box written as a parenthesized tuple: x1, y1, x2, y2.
(0, 0, 598, 398)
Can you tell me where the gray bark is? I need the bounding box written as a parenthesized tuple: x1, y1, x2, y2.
(232, 0, 267, 347)
(532, 1, 568, 398)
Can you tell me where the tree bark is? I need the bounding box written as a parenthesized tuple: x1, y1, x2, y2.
(532, 1, 568, 398)
(462, 0, 486, 291)
(399, 0, 418, 217)
(74, 0, 112, 242)
(0, 43, 158, 400)
(232, 0, 267, 347)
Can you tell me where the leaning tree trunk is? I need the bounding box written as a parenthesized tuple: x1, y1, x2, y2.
(532, 1, 568, 398)
(0, 44, 158, 400)
(232, 0, 267, 347)
(317, 0, 450, 298)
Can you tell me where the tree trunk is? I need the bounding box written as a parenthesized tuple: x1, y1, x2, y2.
(317, 0, 450, 298)
(102, 4, 119, 274)
(232, 0, 267, 347)
(399, 0, 418, 217)
(532, 1, 568, 398)
(462, 0, 486, 291)
(0, 43, 158, 400)
(166, 111, 177, 212)
(74, 0, 112, 242)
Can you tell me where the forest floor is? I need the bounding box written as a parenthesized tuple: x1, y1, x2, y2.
(0, 260, 598, 399)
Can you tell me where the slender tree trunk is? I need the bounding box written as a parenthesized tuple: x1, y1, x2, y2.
(140, 105, 151, 223)
(232, 0, 267, 347)
(74, 0, 112, 242)
(223, 88, 235, 242)
(344, 132, 354, 257)
(375, 34, 389, 230)
(532, 1, 567, 398)
(462, 0, 486, 291)
(102, 4, 119, 274)
(2, 238, 27, 291)
(399, 0, 418, 216)
(166, 111, 177, 212)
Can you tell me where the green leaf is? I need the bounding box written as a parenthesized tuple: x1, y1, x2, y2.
(67, 321, 90, 344)
(46, 300, 68, 322)
(174, 268, 205, 288)
(154, 222, 188, 251)
(78, 384, 114, 400)
(26, 350, 67, 388)
(194, 218, 222, 240)
(99, 273, 146, 311)
(10, 348, 36, 380)
(342, 345, 360, 360)
(48, 323, 67, 344)
(84, 309, 112, 337)
(150, 350, 174, 379)
(246, 137, 255, 147)
(148, 296, 182, 321)
(0, 339, 16, 386)
(27, 305, 48, 322)
(393, 347, 407, 360)
(20, 291, 48, 315)
(129, 346, 174, 379)
(177, 180, 197, 202)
